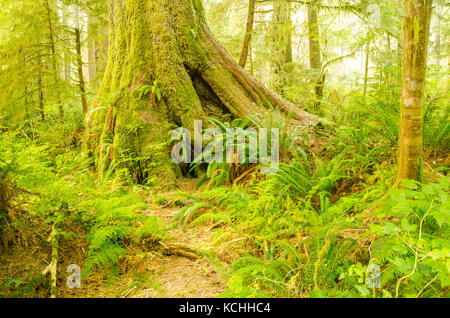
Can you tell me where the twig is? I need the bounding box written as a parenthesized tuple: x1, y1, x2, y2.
(41, 224, 59, 298)
(395, 202, 433, 298)
(122, 286, 137, 298)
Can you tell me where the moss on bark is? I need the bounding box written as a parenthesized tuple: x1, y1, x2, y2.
(84, 0, 317, 184)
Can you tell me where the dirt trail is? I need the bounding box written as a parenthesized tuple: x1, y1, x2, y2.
(132, 178, 225, 298)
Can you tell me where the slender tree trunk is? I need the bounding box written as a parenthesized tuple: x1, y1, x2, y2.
(24, 85, 29, 119)
(63, 14, 71, 82)
(239, 0, 256, 68)
(37, 48, 45, 121)
(88, 15, 97, 84)
(271, 0, 293, 94)
(44, 0, 63, 119)
(75, 28, 88, 115)
(363, 40, 370, 102)
(397, 0, 433, 182)
(84, 0, 316, 183)
(307, 2, 323, 109)
(249, 40, 254, 75)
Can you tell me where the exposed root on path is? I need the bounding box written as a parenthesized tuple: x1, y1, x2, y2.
(159, 242, 200, 261)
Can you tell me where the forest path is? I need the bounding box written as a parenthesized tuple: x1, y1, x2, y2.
(63, 178, 226, 298)
(132, 178, 226, 298)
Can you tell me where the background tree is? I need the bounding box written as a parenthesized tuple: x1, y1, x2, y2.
(307, 0, 323, 108)
(397, 0, 433, 182)
(239, 0, 256, 68)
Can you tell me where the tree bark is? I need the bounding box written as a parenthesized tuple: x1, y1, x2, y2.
(397, 0, 433, 182)
(271, 0, 293, 94)
(307, 2, 323, 109)
(88, 15, 97, 84)
(75, 28, 88, 115)
(44, 0, 63, 119)
(239, 0, 256, 68)
(84, 0, 316, 182)
(363, 40, 370, 102)
(37, 47, 45, 121)
(63, 13, 71, 82)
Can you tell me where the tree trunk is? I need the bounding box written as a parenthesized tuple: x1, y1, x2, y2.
(63, 13, 71, 82)
(307, 2, 323, 109)
(397, 0, 432, 182)
(271, 0, 293, 95)
(37, 48, 45, 121)
(75, 28, 88, 115)
(239, 0, 256, 68)
(363, 40, 370, 102)
(88, 14, 97, 84)
(84, 0, 316, 183)
(44, 0, 63, 119)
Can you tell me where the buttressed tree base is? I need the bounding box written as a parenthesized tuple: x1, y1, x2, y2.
(84, 0, 317, 181)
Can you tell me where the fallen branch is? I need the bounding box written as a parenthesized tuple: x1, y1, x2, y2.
(42, 225, 59, 298)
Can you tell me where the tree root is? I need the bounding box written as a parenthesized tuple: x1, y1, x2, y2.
(159, 242, 200, 260)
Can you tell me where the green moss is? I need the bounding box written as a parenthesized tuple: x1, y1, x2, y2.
(191, 0, 206, 22)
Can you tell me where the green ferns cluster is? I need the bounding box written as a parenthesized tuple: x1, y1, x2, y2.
(80, 192, 169, 277)
(0, 133, 169, 294)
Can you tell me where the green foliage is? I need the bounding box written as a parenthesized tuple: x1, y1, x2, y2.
(186, 112, 297, 188)
(79, 190, 169, 277)
(0, 133, 169, 284)
(0, 0, 448, 300)
(138, 80, 161, 101)
(368, 178, 449, 297)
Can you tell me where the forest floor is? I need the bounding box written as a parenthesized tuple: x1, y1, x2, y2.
(1, 179, 226, 298)
(134, 178, 226, 298)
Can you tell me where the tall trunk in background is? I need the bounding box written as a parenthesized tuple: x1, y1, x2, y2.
(63, 13, 71, 82)
(74, 3, 88, 115)
(363, 40, 370, 102)
(75, 28, 88, 115)
(88, 14, 97, 84)
(239, 0, 256, 68)
(44, 0, 63, 119)
(37, 48, 45, 121)
(307, 2, 323, 109)
(24, 85, 29, 119)
(397, 0, 432, 182)
(84, 0, 316, 183)
(271, 0, 293, 94)
(97, 27, 109, 77)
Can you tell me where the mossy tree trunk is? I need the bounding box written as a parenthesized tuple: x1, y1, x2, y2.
(84, 0, 316, 183)
(397, 0, 432, 182)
